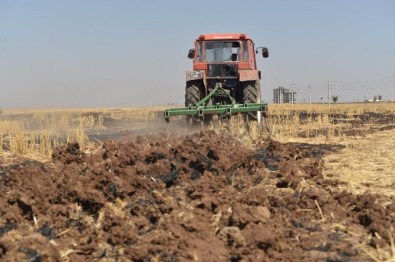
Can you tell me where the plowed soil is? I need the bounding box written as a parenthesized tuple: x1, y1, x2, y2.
(1, 130, 394, 261)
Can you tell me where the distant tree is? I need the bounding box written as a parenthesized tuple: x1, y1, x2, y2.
(378, 95, 382, 101)
(320, 97, 323, 104)
(373, 96, 377, 102)
(331, 95, 339, 104)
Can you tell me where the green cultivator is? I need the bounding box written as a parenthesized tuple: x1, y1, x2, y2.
(164, 83, 268, 124)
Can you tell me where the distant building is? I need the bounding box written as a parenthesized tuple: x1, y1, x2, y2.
(273, 87, 296, 104)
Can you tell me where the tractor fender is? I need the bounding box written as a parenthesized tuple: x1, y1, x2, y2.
(239, 70, 261, 81)
(186, 70, 204, 81)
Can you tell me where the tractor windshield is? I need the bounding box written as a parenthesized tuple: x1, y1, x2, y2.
(204, 41, 241, 62)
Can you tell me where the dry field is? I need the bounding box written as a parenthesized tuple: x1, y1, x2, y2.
(0, 107, 164, 160)
(269, 103, 395, 198)
(0, 103, 394, 261)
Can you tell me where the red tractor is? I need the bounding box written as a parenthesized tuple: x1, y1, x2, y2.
(165, 33, 269, 124)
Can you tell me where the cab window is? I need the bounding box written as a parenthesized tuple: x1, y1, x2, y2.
(242, 41, 248, 61)
(196, 42, 203, 62)
(204, 41, 240, 62)
(249, 41, 256, 67)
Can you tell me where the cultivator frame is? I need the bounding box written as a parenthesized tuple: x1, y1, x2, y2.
(164, 83, 268, 123)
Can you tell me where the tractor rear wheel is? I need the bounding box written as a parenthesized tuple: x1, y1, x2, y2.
(242, 81, 262, 123)
(242, 81, 260, 104)
(185, 83, 202, 126)
(185, 84, 201, 107)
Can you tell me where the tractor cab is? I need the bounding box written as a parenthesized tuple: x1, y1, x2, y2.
(187, 34, 268, 94)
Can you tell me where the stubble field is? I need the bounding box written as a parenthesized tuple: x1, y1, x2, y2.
(0, 103, 394, 261)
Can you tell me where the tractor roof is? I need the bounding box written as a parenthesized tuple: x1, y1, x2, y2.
(197, 33, 250, 41)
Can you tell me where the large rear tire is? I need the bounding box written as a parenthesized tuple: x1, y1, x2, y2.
(185, 83, 202, 126)
(242, 81, 262, 124)
(242, 81, 260, 104)
(185, 84, 201, 107)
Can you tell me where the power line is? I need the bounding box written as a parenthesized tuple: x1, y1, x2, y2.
(331, 74, 395, 85)
(331, 75, 395, 91)
(332, 83, 394, 91)
(281, 74, 395, 102)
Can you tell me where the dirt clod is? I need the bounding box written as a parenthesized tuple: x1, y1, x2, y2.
(0, 130, 393, 261)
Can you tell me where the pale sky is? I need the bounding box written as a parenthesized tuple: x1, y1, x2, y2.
(1, 0, 394, 108)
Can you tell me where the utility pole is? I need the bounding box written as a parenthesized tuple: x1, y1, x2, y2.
(308, 84, 312, 105)
(290, 84, 295, 104)
(327, 81, 331, 106)
(290, 83, 295, 110)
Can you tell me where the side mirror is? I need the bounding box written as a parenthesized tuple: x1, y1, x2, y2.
(261, 47, 269, 58)
(256, 47, 269, 58)
(187, 49, 195, 59)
